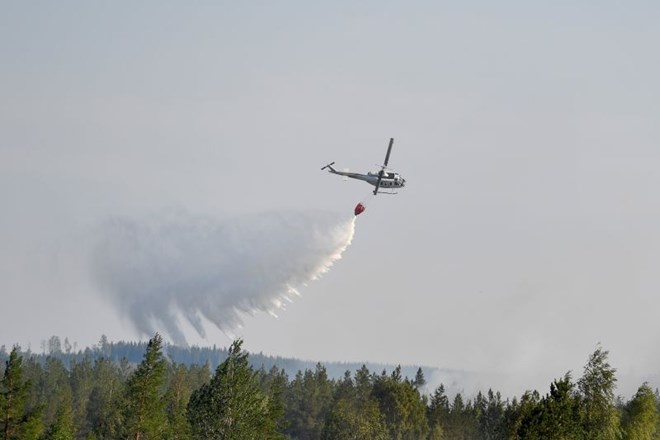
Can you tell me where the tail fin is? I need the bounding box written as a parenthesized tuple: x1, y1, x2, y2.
(321, 162, 336, 172)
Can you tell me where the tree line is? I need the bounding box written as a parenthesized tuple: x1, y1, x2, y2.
(1, 335, 659, 439)
(3, 335, 429, 385)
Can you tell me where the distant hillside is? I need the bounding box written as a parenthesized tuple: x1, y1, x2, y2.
(0, 335, 463, 386)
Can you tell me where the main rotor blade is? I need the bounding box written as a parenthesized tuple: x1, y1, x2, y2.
(373, 171, 384, 195)
(383, 138, 394, 167)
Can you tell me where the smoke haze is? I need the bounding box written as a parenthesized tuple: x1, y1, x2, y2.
(91, 210, 355, 345)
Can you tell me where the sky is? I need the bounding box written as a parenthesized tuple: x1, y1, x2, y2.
(2, 1, 660, 398)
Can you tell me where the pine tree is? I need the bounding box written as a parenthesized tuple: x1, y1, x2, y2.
(535, 374, 583, 439)
(123, 334, 167, 440)
(321, 396, 387, 440)
(503, 390, 541, 440)
(371, 366, 429, 439)
(284, 364, 333, 439)
(258, 366, 288, 435)
(0, 347, 43, 440)
(86, 358, 125, 439)
(41, 397, 75, 440)
(443, 392, 478, 440)
(354, 365, 373, 400)
(322, 366, 387, 440)
(40, 357, 72, 428)
(477, 389, 506, 440)
(163, 364, 193, 440)
(187, 339, 282, 440)
(70, 356, 94, 438)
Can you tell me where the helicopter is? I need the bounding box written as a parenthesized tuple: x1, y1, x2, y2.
(321, 138, 406, 196)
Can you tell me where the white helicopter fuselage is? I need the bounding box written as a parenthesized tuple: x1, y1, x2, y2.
(321, 137, 406, 195)
(365, 171, 405, 189)
(323, 166, 405, 191)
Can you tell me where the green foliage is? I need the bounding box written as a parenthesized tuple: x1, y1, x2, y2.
(285, 363, 334, 439)
(187, 339, 282, 440)
(40, 357, 72, 428)
(41, 398, 75, 440)
(2, 337, 658, 440)
(442, 392, 479, 440)
(162, 364, 193, 440)
(504, 390, 541, 440)
(123, 333, 167, 440)
(321, 366, 387, 440)
(621, 383, 659, 440)
(474, 389, 506, 440)
(414, 368, 427, 389)
(534, 374, 583, 439)
(69, 356, 94, 439)
(371, 365, 429, 439)
(86, 358, 125, 439)
(512, 374, 585, 440)
(258, 366, 288, 434)
(427, 384, 450, 439)
(0, 347, 43, 440)
(322, 396, 388, 439)
(578, 345, 621, 440)
(504, 347, 622, 440)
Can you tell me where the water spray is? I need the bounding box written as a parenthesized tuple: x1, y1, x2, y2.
(91, 210, 356, 344)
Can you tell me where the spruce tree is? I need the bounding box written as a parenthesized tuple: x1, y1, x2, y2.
(427, 384, 449, 439)
(413, 367, 426, 389)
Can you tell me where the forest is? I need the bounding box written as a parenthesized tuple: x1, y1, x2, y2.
(1, 335, 659, 440)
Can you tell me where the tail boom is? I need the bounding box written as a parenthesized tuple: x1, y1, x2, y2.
(321, 162, 337, 172)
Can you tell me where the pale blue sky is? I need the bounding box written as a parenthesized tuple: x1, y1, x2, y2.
(2, 1, 660, 397)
